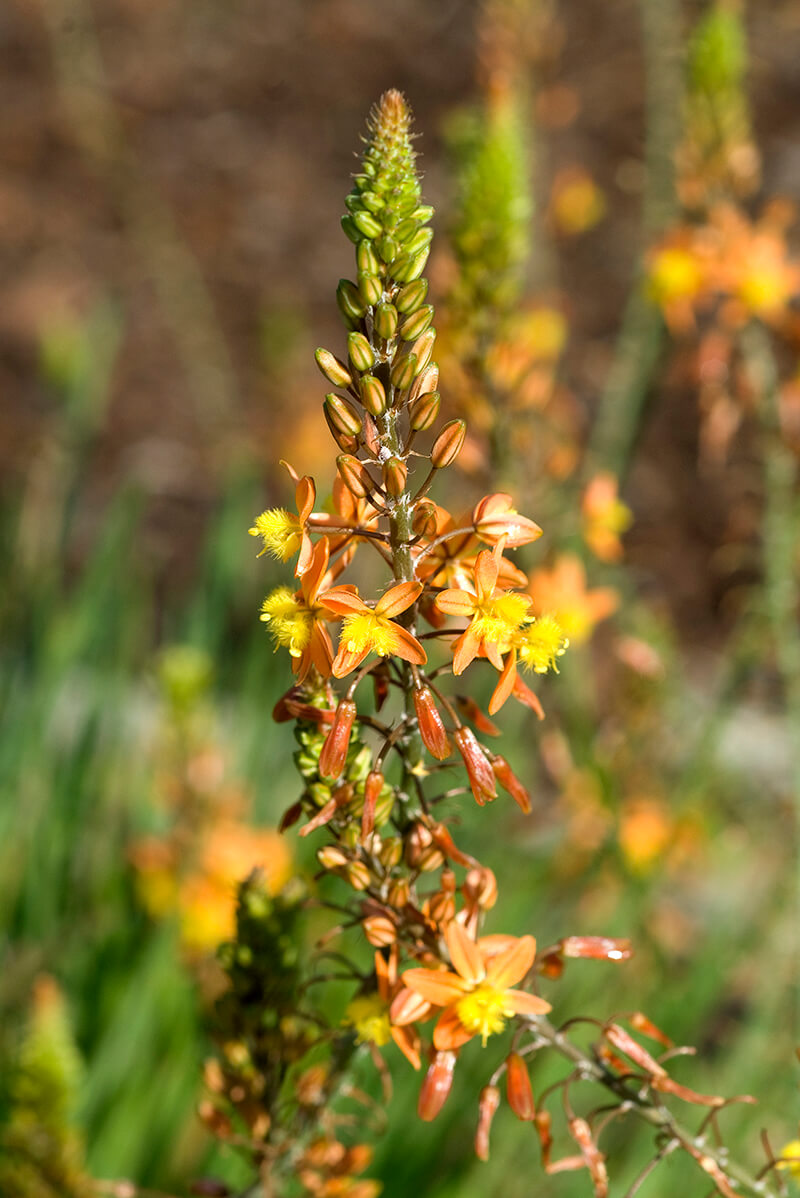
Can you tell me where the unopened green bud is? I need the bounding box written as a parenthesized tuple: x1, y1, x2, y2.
(360, 190, 384, 215)
(383, 455, 407, 497)
(399, 304, 434, 341)
(409, 389, 440, 431)
(431, 419, 466, 469)
(341, 215, 361, 243)
(348, 331, 374, 373)
(405, 227, 433, 256)
(357, 241, 381, 275)
(390, 352, 418, 392)
(409, 330, 436, 373)
(391, 247, 429, 283)
(395, 278, 428, 314)
(358, 273, 383, 306)
(360, 374, 387, 416)
(316, 347, 352, 388)
(395, 217, 417, 242)
(324, 393, 362, 437)
(374, 302, 399, 339)
(414, 204, 435, 223)
(336, 279, 366, 322)
(353, 210, 382, 239)
(379, 234, 399, 263)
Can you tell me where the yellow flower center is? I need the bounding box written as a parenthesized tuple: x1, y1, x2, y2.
(456, 984, 515, 1046)
(260, 588, 313, 657)
(517, 614, 569, 674)
(471, 593, 530, 649)
(344, 995, 392, 1047)
(648, 248, 702, 302)
(249, 508, 302, 561)
(341, 612, 396, 657)
(778, 1140, 800, 1177)
(737, 265, 790, 315)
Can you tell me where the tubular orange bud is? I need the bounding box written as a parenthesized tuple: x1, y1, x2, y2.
(361, 770, 383, 843)
(374, 301, 399, 339)
(431, 419, 466, 469)
(399, 304, 434, 341)
(408, 389, 440, 431)
(360, 374, 387, 416)
(387, 877, 411, 908)
(382, 456, 407, 497)
(475, 1085, 501, 1161)
(491, 755, 532, 814)
(561, 936, 633, 963)
(390, 351, 417, 392)
(413, 685, 452, 760)
(357, 240, 380, 275)
(454, 727, 497, 805)
(315, 347, 352, 388)
(408, 362, 439, 404)
(318, 699, 357, 780)
(348, 331, 374, 373)
(395, 278, 428, 314)
(336, 454, 376, 499)
(324, 393, 362, 437)
(418, 1051, 457, 1122)
(506, 1053, 535, 1121)
(336, 279, 366, 321)
(358, 272, 383, 306)
(408, 328, 436, 372)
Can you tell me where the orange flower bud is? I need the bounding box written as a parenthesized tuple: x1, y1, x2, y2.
(336, 454, 376, 499)
(454, 727, 497, 805)
(408, 362, 439, 404)
(315, 347, 352, 388)
(390, 351, 417, 392)
(360, 374, 387, 416)
(462, 865, 497, 909)
(382, 456, 407, 497)
(428, 889, 456, 924)
(431, 419, 466, 469)
(560, 936, 633, 963)
(475, 1085, 501, 1161)
(317, 845, 348, 871)
(361, 770, 383, 842)
(324, 393, 362, 437)
(378, 836, 403, 868)
(413, 685, 452, 760)
(409, 389, 441, 431)
(348, 331, 374, 373)
(318, 699, 357, 780)
(418, 1051, 457, 1122)
(491, 754, 531, 814)
(399, 304, 434, 341)
(362, 914, 396, 947)
(387, 878, 411, 908)
(408, 328, 436, 372)
(346, 860, 372, 890)
(506, 1053, 535, 1121)
(405, 821, 444, 871)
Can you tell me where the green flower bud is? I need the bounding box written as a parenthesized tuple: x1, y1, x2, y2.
(357, 240, 381, 275)
(353, 210, 382, 239)
(399, 304, 434, 341)
(374, 302, 399, 339)
(379, 234, 400, 263)
(347, 331, 375, 373)
(315, 347, 352, 388)
(395, 217, 418, 242)
(336, 279, 366, 321)
(341, 215, 361, 243)
(405, 226, 433, 256)
(390, 352, 417, 392)
(360, 374, 387, 416)
(395, 278, 428, 314)
(358, 273, 383, 306)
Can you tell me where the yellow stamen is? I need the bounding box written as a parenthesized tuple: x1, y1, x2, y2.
(342, 612, 397, 657)
(343, 994, 392, 1047)
(456, 984, 515, 1046)
(518, 614, 568, 674)
(249, 508, 302, 561)
(471, 593, 530, 649)
(260, 588, 312, 657)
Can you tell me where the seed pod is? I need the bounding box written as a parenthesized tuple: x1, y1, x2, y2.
(431, 419, 467, 469)
(418, 1051, 457, 1122)
(358, 273, 383, 306)
(353, 210, 382, 239)
(409, 329, 436, 373)
(324, 393, 362, 438)
(506, 1053, 535, 1121)
(336, 279, 366, 322)
(382, 456, 407, 497)
(357, 240, 381, 275)
(318, 699, 358, 780)
(395, 278, 428, 314)
(454, 726, 497, 805)
(315, 348, 352, 388)
(361, 769, 383, 843)
(413, 686, 452, 759)
(390, 351, 417, 392)
(374, 301, 398, 339)
(360, 374, 387, 417)
(336, 454, 376, 499)
(491, 755, 531, 814)
(409, 362, 439, 404)
(399, 305, 434, 341)
(341, 215, 361, 243)
(379, 234, 399, 263)
(347, 331, 374, 373)
(475, 1085, 501, 1161)
(409, 390, 440, 431)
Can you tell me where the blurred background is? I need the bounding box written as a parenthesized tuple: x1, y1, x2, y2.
(0, 0, 798, 1194)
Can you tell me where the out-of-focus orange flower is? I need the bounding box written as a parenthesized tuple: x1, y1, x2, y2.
(344, 948, 426, 1069)
(527, 554, 618, 644)
(320, 581, 426, 677)
(618, 797, 673, 874)
(712, 203, 800, 325)
(582, 473, 632, 562)
(550, 167, 606, 236)
(646, 237, 708, 333)
(297, 1137, 381, 1198)
(402, 920, 550, 1049)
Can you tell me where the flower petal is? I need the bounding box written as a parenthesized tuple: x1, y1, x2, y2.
(391, 1026, 422, 1070)
(386, 624, 428, 666)
(433, 1007, 474, 1051)
(488, 652, 517, 715)
(445, 920, 485, 985)
(452, 625, 481, 676)
(389, 987, 433, 1026)
(401, 968, 468, 1006)
(318, 585, 365, 616)
(506, 989, 552, 1017)
(485, 935, 537, 989)
(332, 644, 369, 678)
(473, 549, 499, 600)
(435, 588, 477, 617)
(375, 580, 423, 618)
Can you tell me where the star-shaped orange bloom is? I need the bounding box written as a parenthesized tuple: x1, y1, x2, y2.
(527, 553, 618, 645)
(320, 581, 427, 677)
(249, 460, 316, 577)
(402, 921, 551, 1049)
(260, 538, 335, 681)
(435, 548, 531, 675)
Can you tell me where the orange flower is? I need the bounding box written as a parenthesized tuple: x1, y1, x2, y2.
(435, 549, 531, 674)
(413, 503, 527, 591)
(260, 538, 335, 681)
(249, 460, 316, 577)
(320, 581, 427, 677)
(344, 948, 426, 1070)
(472, 493, 542, 548)
(527, 554, 618, 644)
(402, 920, 550, 1049)
(581, 473, 631, 562)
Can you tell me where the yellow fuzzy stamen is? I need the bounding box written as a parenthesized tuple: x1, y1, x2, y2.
(249, 508, 302, 561)
(260, 588, 312, 657)
(471, 593, 530, 650)
(341, 612, 397, 657)
(456, 984, 515, 1046)
(517, 614, 568, 674)
(343, 994, 392, 1047)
